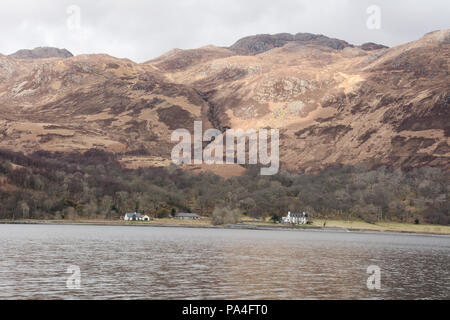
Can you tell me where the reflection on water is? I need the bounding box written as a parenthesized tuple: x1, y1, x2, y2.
(0, 224, 449, 299)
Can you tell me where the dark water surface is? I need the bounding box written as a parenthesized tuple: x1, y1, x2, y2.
(0, 224, 448, 299)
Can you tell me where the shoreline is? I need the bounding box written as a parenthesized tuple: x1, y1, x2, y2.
(1, 219, 449, 237)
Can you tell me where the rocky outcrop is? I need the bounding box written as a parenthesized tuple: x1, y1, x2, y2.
(9, 47, 73, 59)
(360, 42, 389, 51)
(229, 32, 354, 55)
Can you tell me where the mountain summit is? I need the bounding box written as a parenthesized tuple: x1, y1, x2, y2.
(8, 47, 73, 59)
(228, 32, 356, 55)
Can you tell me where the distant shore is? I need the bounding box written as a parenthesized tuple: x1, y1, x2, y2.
(1, 218, 449, 237)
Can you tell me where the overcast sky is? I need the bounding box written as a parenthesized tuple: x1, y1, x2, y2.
(0, 0, 449, 62)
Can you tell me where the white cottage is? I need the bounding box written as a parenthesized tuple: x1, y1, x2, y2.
(282, 211, 307, 224)
(124, 212, 150, 221)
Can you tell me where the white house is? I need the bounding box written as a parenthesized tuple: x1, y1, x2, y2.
(282, 211, 308, 224)
(124, 212, 150, 221)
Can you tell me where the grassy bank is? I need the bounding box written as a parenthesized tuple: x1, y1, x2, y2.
(244, 218, 450, 234)
(310, 219, 450, 235)
(2, 218, 450, 235)
(0, 217, 213, 227)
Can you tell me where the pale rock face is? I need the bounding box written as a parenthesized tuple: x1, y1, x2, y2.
(0, 57, 15, 80)
(234, 104, 260, 119)
(255, 77, 316, 102)
(437, 30, 450, 44)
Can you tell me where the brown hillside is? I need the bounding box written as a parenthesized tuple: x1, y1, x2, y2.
(1, 30, 449, 173)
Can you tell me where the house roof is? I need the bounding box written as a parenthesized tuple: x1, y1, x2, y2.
(125, 212, 142, 217)
(175, 213, 200, 218)
(288, 212, 306, 217)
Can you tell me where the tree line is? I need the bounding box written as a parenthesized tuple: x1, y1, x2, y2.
(0, 149, 448, 225)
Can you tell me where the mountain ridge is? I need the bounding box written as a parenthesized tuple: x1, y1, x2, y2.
(0, 30, 448, 175)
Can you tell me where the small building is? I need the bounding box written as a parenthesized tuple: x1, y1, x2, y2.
(124, 212, 150, 221)
(282, 211, 308, 225)
(175, 213, 201, 220)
